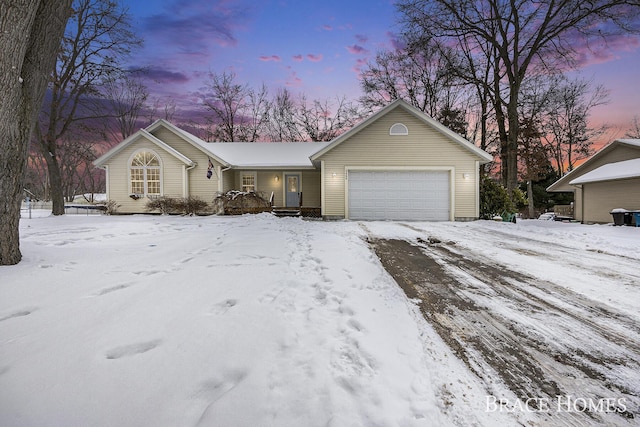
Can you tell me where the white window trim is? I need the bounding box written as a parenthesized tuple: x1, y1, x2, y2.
(389, 123, 409, 135)
(241, 171, 257, 193)
(128, 149, 163, 197)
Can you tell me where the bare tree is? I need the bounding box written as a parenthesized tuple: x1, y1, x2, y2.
(296, 95, 364, 142)
(360, 44, 465, 119)
(35, 0, 140, 215)
(542, 78, 610, 175)
(200, 71, 270, 142)
(265, 88, 303, 142)
(0, 0, 73, 265)
(625, 115, 640, 139)
(24, 149, 49, 200)
(145, 97, 177, 125)
(398, 0, 640, 191)
(103, 73, 149, 141)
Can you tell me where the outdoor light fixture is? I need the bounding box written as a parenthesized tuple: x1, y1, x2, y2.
(275, 175, 279, 182)
(463, 173, 470, 180)
(332, 173, 337, 178)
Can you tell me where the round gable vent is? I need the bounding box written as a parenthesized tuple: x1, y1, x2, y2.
(389, 123, 408, 135)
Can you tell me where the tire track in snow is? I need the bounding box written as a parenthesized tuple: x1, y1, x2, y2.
(370, 237, 639, 426)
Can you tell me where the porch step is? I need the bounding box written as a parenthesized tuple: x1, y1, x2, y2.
(272, 207, 301, 217)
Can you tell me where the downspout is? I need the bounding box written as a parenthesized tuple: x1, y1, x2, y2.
(184, 162, 197, 197)
(320, 160, 325, 218)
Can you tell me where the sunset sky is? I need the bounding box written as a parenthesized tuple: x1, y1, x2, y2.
(122, 0, 640, 138)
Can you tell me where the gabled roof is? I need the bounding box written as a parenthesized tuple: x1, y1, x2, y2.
(310, 99, 494, 163)
(147, 119, 329, 168)
(93, 128, 195, 167)
(547, 139, 640, 191)
(94, 119, 330, 170)
(570, 158, 640, 184)
(144, 119, 229, 166)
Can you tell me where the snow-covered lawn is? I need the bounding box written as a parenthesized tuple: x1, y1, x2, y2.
(1, 213, 639, 426)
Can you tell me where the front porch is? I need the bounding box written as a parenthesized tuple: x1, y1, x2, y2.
(220, 168, 322, 215)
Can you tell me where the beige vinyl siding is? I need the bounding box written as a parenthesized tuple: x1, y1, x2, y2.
(150, 127, 222, 201)
(317, 108, 479, 219)
(301, 170, 321, 207)
(257, 171, 283, 205)
(573, 189, 582, 222)
(222, 170, 236, 193)
(104, 138, 186, 213)
(582, 178, 640, 223)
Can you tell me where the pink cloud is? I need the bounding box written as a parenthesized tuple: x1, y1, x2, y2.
(346, 44, 369, 55)
(355, 34, 368, 44)
(322, 24, 333, 31)
(307, 54, 324, 62)
(386, 31, 406, 51)
(352, 58, 369, 76)
(292, 54, 304, 62)
(571, 34, 640, 68)
(285, 67, 303, 87)
(259, 55, 281, 62)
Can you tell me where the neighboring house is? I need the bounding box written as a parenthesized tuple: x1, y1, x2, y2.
(93, 99, 493, 220)
(547, 138, 640, 223)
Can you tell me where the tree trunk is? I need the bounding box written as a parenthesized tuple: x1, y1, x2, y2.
(527, 180, 535, 219)
(0, 0, 73, 265)
(506, 89, 520, 193)
(42, 148, 65, 215)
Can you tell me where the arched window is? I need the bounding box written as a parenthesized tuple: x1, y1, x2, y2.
(129, 150, 161, 196)
(389, 123, 409, 135)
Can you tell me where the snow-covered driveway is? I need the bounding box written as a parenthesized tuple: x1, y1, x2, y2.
(366, 221, 640, 426)
(1, 213, 639, 426)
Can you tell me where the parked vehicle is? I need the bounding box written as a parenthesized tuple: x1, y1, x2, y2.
(538, 212, 556, 221)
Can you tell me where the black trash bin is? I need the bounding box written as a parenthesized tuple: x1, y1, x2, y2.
(610, 209, 629, 226)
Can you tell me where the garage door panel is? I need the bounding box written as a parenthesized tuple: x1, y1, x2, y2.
(348, 170, 450, 221)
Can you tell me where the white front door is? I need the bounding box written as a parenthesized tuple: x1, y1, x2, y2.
(285, 173, 301, 207)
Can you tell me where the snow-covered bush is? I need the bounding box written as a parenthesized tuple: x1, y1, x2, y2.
(103, 200, 121, 215)
(212, 191, 271, 215)
(145, 197, 210, 215)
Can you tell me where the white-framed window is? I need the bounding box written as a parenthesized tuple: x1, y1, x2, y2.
(241, 171, 256, 192)
(389, 123, 409, 135)
(129, 150, 161, 196)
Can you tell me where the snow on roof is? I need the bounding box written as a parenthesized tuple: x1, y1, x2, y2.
(202, 141, 331, 168)
(569, 158, 640, 184)
(617, 138, 640, 147)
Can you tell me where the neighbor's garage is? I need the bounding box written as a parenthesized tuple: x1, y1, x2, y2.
(347, 170, 450, 220)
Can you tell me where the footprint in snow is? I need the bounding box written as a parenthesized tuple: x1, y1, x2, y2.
(208, 299, 238, 315)
(94, 282, 134, 296)
(347, 318, 366, 333)
(195, 370, 248, 424)
(105, 339, 162, 360)
(0, 308, 36, 323)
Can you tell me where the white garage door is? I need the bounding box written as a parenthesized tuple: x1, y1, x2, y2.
(348, 170, 450, 221)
